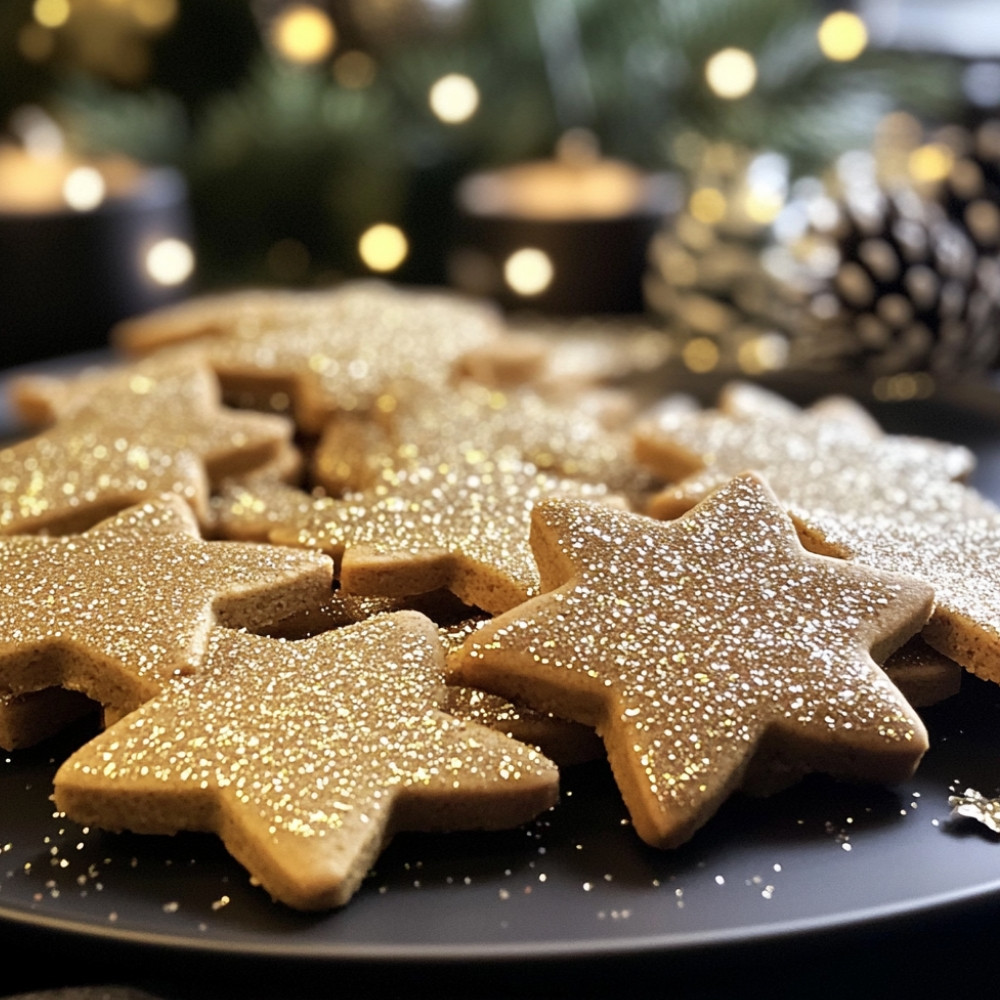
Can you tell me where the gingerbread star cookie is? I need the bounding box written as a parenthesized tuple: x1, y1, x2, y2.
(635, 385, 1000, 684)
(449, 473, 933, 849)
(0, 360, 295, 535)
(53, 613, 559, 911)
(215, 452, 619, 615)
(114, 280, 508, 434)
(0, 494, 333, 716)
(312, 378, 656, 500)
(635, 384, 976, 507)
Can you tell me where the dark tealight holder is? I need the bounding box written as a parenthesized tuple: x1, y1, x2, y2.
(449, 157, 679, 317)
(0, 165, 194, 368)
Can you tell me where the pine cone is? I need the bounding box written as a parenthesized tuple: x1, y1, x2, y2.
(936, 117, 1000, 254)
(786, 170, 1000, 377)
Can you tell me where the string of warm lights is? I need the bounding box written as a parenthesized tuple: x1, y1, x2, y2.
(2, 0, 971, 316)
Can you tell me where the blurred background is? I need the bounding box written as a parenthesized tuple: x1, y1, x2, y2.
(2, 0, 1000, 398)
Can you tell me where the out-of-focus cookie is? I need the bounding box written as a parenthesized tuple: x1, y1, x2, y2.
(0, 361, 295, 535)
(449, 473, 933, 850)
(109, 286, 308, 355)
(115, 281, 508, 434)
(215, 453, 620, 615)
(0, 494, 333, 717)
(311, 378, 656, 500)
(635, 386, 1000, 685)
(635, 385, 975, 502)
(53, 613, 560, 911)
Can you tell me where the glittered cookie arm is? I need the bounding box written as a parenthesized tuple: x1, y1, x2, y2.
(53, 614, 559, 911)
(339, 543, 458, 600)
(451, 476, 934, 852)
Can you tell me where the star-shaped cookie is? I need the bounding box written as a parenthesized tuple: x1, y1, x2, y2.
(0, 361, 295, 535)
(0, 494, 333, 715)
(214, 452, 619, 615)
(449, 473, 933, 849)
(634, 385, 1000, 683)
(312, 378, 656, 501)
(53, 612, 560, 911)
(113, 280, 508, 433)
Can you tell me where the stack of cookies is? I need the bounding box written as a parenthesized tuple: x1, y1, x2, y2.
(0, 278, 991, 910)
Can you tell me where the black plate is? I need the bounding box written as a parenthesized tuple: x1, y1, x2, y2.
(3, 357, 1000, 997)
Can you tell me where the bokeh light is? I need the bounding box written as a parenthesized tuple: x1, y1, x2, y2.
(429, 73, 480, 123)
(358, 223, 409, 272)
(32, 0, 70, 29)
(145, 237, 195, 286)
(705, 48, 757, 99)
(681, 337, 720, 373)
(334, 50, 376, 89)
(63, 166, 106, 211)
(817, 11, 868, 62)
(270, 4, 337, 64)
(908, 143, 955, 185)
(503, 248, 554, 296)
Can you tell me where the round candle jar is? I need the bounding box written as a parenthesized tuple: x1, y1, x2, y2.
(0, 155, 194, 368)
(449, 155, 679, 316)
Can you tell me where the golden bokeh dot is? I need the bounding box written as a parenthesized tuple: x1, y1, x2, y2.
(705, 48, 757, 99)
(817, 11, 868, 62)
(358, 224, 409, 272)
(271, 4, 337, 64)
(503, 248, 554, 296)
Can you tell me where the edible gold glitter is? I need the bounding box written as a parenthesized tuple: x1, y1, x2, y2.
(313, 379, 655, 500)
(635, 383, 1000, 683)
(451, 473, 932, 850)
(948, 787, 1000, 832)
(0, 362, 293, 535)
(53, 613, 559, 911)
(215, 451, 616, 615)
(0, 494, 332, 714)
(176, 281, 506, 434)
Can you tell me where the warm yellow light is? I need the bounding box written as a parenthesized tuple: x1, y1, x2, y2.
(504, 248, 554, 296)
(32, 0, 70, 29)
(145, 238, 195, 286)
(271, 4, 336, 64)
(908, 143, 955, 184)
(817, 11, 868, 61)
(737, 333, 788, 374)
(131, 0, 179, 31)
(63, 167, 106, 211)
(358, 223, 409, 272)
(334, 50, 376, 89)
(682, 337, 720, 373)
(705, 48, 757, 100)
(429, 73, 480, 124)
(744, 190, 784, 225)
(689, 187, 727, 225)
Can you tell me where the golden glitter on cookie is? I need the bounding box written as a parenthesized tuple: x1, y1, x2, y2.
(113, 280, 508, 433)
(449, 473, 933, 850)
(214, 451, 619, 615)
(53, 612, 560, 911)
(312, 378, 656, 501)
(0, 494, 333, 717)
(0, 361, 294, 535)
(634, 383, 1000, 686)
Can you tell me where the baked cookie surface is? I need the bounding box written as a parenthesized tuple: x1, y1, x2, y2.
(450, 473, 933, 849)
(0, 494, 333, 715)
(635, 384, 1000, 683)
(53, 612, 559, 911)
